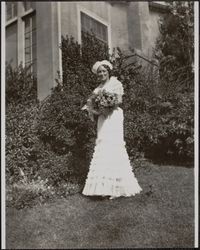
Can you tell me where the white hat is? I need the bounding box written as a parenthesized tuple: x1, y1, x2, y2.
(92, 60, 113, 74)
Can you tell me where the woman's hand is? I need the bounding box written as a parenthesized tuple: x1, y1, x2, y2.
(91, 109, 100, 115)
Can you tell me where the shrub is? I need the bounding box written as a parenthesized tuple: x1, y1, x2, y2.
(6, 63, 37, 105)
(6, 177, 55, 209)
(155, 2, 194, 83)
(6, 63, 39, 184)
(36, 34, 109, 185)
(6, 63, 82, 209)
(111, 48, 194, 164)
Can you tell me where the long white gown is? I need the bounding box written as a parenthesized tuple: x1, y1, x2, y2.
(82, 76, 142, 197)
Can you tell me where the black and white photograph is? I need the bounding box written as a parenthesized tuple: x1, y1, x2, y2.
(1, 1, 199, 249)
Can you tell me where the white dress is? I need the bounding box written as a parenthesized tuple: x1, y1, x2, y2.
(82, 76, 142, 197)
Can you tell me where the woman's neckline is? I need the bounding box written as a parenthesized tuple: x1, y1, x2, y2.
(99, 77, 112, 88)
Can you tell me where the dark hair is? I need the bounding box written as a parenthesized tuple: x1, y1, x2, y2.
(97, 64, 113, 77)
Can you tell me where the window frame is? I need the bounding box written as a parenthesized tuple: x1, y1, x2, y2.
(22, 11, 37, 76)
(81, 11, 108, 44)
(149, 1, 170, 13)
(77, 5, 111, 50)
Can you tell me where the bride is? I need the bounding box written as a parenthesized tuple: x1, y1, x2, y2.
(82, 60, 142, 199)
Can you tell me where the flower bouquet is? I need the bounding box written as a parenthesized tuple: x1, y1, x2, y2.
(82, 89, 120, 120)
(91, 89, 119, 116)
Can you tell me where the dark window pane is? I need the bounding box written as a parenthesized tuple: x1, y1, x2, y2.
(25, 47, 31, 62)
(25, 19, 31, 33)
(24, 14, 37, 77)
(81, 12, 108, 44)
(25, 34, 31, 48)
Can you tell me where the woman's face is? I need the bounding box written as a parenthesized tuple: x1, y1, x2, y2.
(97, 65, 109, 83)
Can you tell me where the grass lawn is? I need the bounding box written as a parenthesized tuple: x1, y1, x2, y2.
(6, 163, 194, 249)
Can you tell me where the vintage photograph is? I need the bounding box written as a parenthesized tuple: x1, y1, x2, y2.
(2, 1, 198, 249)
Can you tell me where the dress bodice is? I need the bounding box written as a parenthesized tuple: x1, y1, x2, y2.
(93, 76, 124, 96)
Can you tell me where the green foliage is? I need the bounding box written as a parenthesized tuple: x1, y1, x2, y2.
(36, 34, 110, 185)
(6, 62, 82, 209)
(149, 1, 194, 163)
(6, 177, 55, 209)
(6, 100, 40, 183)
(155, 1, 194, 89)
(6, 63, 37, 105)
(111, 47, 194, 164)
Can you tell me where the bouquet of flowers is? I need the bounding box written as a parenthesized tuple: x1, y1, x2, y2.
(90, 89, 119, 116)
(82, 89, 120, 120)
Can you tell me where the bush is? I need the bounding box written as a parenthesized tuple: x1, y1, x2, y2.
(111, 48, 194, 164)
(6, 63, 39, 184)
(6, 177, 55, 209)
(5, 62, 82, 209)
(36, 34, 109, 185)
(6, 63, 37, 105)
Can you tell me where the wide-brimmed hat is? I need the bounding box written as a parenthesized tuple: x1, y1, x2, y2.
(92, 60, 113, 74)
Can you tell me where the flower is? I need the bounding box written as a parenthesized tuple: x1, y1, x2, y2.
(92, 90, 119, 116)
(82, 89, 120, 119)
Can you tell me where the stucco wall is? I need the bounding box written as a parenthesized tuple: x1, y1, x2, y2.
(148, 9, 163, 54)
(137, 3, 163, 57)
(77, 1, 109, 20)
(110, 3, 129, 51)
(60, 2, 78, 41)
(126, 2, 142, 52)
(36, 2, 60, 100)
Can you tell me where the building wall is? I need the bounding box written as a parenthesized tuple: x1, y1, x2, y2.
(5, 2, 166, 101)
(128, 2, 164, 58)
(60, 2, 78, 42)
(148, 9, 163, 54)
(110, 3, 129, 51)
(35, 2, 61, 100)
(126, 2, 142, 52)
(59, 1, 164, 56)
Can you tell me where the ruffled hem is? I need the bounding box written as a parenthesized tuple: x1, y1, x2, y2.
(82, 175, 142, 197)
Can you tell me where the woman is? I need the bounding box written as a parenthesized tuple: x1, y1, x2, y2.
(82, 60, 142, 199)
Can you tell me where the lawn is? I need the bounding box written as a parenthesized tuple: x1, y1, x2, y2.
(6, 163, 194, 249)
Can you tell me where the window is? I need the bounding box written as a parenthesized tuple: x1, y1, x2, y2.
(151, 1, 167, 5)
(149, 1, 169, 12)
(24, 14, 37, 76)
(6, 23, 18, 67)
(6, 2, 17, 21)
(81, 12, 108, 44)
